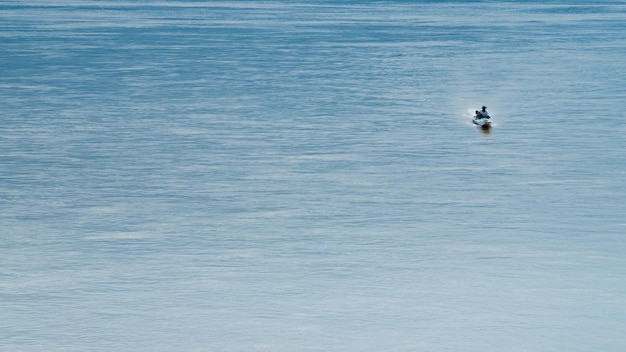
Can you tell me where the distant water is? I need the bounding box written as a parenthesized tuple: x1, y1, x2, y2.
(2, 1, 626, 351)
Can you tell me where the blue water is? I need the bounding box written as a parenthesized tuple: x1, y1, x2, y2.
(2, 1, 626, 351)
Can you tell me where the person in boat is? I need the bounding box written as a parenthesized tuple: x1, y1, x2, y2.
(479, 106, 490, 119)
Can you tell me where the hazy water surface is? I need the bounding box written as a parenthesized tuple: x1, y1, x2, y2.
(2, 1, 626, 351)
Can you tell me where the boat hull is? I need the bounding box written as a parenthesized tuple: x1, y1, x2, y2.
(472, 116, 491, 127)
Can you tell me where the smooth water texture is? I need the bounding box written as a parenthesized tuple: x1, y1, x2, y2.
(2, 1, 626, 351)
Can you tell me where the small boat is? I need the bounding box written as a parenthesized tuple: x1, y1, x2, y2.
(472, 115, 491, 128)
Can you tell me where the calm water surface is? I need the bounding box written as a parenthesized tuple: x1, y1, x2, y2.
(1, 1, 626, 351)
